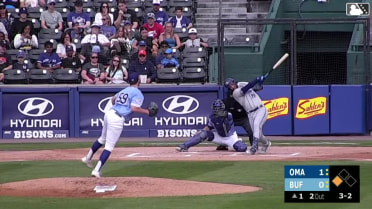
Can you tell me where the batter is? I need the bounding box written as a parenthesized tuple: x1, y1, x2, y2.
(225, 76, 271, 155)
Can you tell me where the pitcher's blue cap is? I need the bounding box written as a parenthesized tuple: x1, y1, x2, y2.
(128, 72, 139, 84)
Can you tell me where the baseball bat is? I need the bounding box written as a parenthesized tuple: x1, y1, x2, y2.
(265, 53, 289, 77)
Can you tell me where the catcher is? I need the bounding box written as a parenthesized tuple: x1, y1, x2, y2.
(176, 99, 248, 152)
(81, 72, 158, 177)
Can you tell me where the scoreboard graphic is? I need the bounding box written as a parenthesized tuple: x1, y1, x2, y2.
(284, 165, 360, 203)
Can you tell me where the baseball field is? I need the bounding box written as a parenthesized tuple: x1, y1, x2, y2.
(0, 136, 371, 209)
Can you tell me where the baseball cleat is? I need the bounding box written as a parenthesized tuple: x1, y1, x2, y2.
(259, 140, 271, 154)
(91, 170, 102, 178)
(246, 147, 257, 155)
(81, 156, 93, 168)
(176, 145, 188, 152)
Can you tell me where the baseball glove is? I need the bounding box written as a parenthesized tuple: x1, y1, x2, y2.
(147, 101, 158, 117)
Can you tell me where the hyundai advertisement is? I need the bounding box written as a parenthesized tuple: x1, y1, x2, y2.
(79, 92, 218, 137)
(2, 94, 70, 139)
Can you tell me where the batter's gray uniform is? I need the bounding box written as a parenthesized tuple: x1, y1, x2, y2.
(226, 77, 271, 155)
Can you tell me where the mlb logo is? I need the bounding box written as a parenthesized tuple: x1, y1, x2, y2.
(346, 3, 370, 16)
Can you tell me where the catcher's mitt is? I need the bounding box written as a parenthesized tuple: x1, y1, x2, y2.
(147, 101, 158, 117)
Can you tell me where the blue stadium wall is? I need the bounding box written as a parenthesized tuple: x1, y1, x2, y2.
(0, 84, 369, 139)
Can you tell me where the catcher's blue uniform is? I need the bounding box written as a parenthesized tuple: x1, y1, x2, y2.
(177, 99, 248, 152)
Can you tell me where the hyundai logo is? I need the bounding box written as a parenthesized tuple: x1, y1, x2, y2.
(18, 97, 54, 117)
(98, 97, 113, 113)
(162, 95, 199, 114)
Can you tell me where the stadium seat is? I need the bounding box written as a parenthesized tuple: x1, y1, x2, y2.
(168, 0, 193, 8)
(69, 0, 94, 9)
(38, 28, 63, 40)
(27, 7, 44, 19)
(54, 0, 68, 8)
(181, 47, 207, 59)
(181, 57, 207, 69)
(53, 69, 81, 84)
(181, 67, 207, 84)
(144, 0, 168, 8)
(156, 67, 182, 84)
(121, 58, 130, 69)
(126, 0, 143, 9)
(3, 69, 29, 84)
(28, 49, 46, 63)
(93, 0, 117, 9)
(55, 7, 70, 19)
(38, 39, 58, 50)
(7, 49, 23, 63)
(28, 69, 54, 84)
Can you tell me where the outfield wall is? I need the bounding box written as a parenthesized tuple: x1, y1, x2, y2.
(0, 85, 368, 139)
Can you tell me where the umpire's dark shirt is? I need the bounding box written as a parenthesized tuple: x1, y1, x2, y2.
(222, 95, 247, 121)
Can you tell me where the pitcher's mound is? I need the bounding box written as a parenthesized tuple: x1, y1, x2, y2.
(0, 177, 261, 198)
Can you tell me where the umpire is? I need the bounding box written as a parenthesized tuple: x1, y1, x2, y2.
(216, 89, 254, 150)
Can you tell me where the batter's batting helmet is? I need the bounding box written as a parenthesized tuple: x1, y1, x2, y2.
(211, 99, 227, 117)
(224, 78, 237, 88)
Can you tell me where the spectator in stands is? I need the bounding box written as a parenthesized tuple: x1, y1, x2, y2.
(70, 22, 83, 41)
(9, 7, 33, 40)
(80, 23, 110, 63)
(94, 2, 114, 26)
(61, 45, 82, 72)
(159, 48, 179, 69)
(12, 50, 32, 72)
(81, 52, 106, 84)
(106, 55, 128, 84)
(100, 14, 116, 39)
(20, 0, 46, 8)
(142, 12, 164, 40)
(0, 32, 10, 49)
(114, 0, 139, 30)
(110, 24, 132, 58)
(67, 0, 91, 30)
(56, 31, 76, 58)
(0, 3, 11, 33)
(0, 22, 9, 41)
(128, 50, 156, 84)
(182, 28, 209, 48)
(155, 41, 169, 69)
(143, 0, 168, 26)
(159, 22, 181, 49)
(132, 27, 158, 57)
(40, 0, 63, 30)
(3, 0, 20, 9)
(36, 41, 61, 73)
(13, 24, 38, 50)
(0, 40, 13, 81)
(168, 6, 193, 31)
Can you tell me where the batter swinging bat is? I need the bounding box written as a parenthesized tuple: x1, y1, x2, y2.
(264, 53, 289, 78)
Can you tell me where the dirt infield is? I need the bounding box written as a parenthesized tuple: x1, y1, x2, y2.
(0, 146, 370, 198)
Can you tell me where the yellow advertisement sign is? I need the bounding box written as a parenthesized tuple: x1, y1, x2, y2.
(263, 97, 289, 120)
(295, 97, 327, 119)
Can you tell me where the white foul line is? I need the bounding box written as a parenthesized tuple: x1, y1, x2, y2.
(126, 153, 140, 157)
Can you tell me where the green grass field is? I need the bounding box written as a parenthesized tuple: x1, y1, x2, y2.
(0, 141, 371, 209)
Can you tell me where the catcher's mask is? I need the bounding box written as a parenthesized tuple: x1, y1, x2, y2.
(211, 99, 227, 117)
(224, 78, 237, 90)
